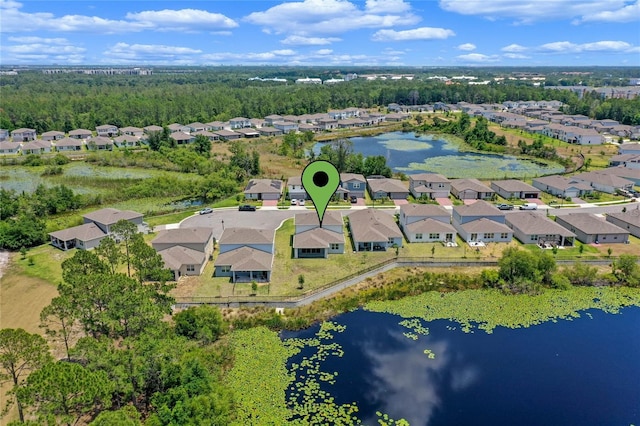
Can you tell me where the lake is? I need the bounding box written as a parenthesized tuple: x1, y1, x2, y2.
(283, 307, 640, 425)
(313, 131, 565, 179)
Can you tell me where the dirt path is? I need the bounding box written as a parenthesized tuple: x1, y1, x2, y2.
(0, 251, 9, 280)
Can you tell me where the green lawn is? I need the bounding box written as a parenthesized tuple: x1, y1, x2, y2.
(14, 244, 71, 284)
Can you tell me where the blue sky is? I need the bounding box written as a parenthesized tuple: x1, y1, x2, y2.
(0, 0, 639, 66)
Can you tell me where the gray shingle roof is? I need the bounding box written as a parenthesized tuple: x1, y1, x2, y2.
(48, 223, 106, 242)
(244, 179, 283, 194)
(453, 200, 503, 217)
(460, 218, 512, 233)
(607, 211, 640, 228)
(491, 179, 539, 192)
(409, 173, 450, 183)
(450, 178, 494, 193)
(406, 218, 456, 234)
(533, 175, 592, 191)
(158, 246, 205, 270)
(367, 178, 408, 193)
(400, 204, 449, 217)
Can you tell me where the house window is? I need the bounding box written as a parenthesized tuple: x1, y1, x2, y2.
(445, 233, 453, 241)
(438, 183, 445, 188)
(483, 233, 494, 239)
(352, 183, 360, 189)
(330, 243, 340, 250)
(415, 233, 423, 240)
(388, 238, 395, 244)
(221, 265, 231, 273)
(531, 235, 538, 241)
(301, 248, 322, 254)
(501, 233, 509, 239)
(186, 265, 195, 272)
(429, 233, 439, 239)
(470, 233, 477, 240)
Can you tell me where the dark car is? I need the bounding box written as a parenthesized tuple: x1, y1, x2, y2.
(199, 207, 213, 215)
(496, 203, 514, 210)
(350, 196, 358, 203)
(238, 204, 256, 211)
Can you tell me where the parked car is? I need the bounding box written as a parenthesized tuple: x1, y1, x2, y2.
(496, 203, 514, 210)
(238, 204, 256, 211)
(290, 198, 297, 205)
(298, 199, 305, 206)
(350, 196, 358, 203)
(199, 207, 213, 215)
(519, 203, 538, 210)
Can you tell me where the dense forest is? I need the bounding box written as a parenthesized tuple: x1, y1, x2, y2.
(3, 69, 638, 133)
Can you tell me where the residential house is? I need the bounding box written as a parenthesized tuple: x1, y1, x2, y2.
(367, 177, 409, 200)
(114, 134, 139, 148)
(505, 211, 575, 246)
(385, 112, 410, 121)
(618, 143, 640, 155)
(213, 129, 242, 140)
(54, 137, 84, 151)
(96, 124, 118, 137)
(339, 173, 367, 199)
(287, 176, 307, 200)
(273, 121, 299, 134)
(87, 136, 114, 151)
(168, 123, 190, 133)
(186, 122, 207, 133)
(229, 117, 251, 129)
(264, 114, 283, 125)
(214, 228, 275, 282)
(50, 208, 144, 251)
(609, 154, 640, 169)
(11, 128, 36, 142)
(249, 118, 265, 128)
(0, 142, 22, 155)
(490, 180, 541, 199)
(82, 208, 144, 235)
(532, 175, 593, 198)
(152, 227, 214, 280)
(41, 131, 65, 141)
(450, 178, 495, 200)
(21, 140, 52, 154)
(170, 132, 196, 144)
(564, 127, 603, 145)
(348, 209, 403, 252)
(293, 211, 345, 258)
(399, 204, 456, 243)
(235, 128, 260, 138)
(143, 125, 163, 134)
(601, 166, 640, 185)
(317, 118, 338, 130)
(571, 171, 634, 194)
(191, 130, 219, 141)
(606, 210, 640, 238)
(119, 126, 144, 138)
(555, 213, 629, 244)
(244, 179, 283, 201)
(452, 201, 512, 243)
(258, 127, 283, 137)
(49, 223, 108, 251)
(0, 129, 8, 141)
(409, 173, 451, 199)
(68, 129, 92, 140)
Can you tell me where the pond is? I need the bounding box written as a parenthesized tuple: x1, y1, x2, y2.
(313, 132, 565, 179)
(283, 306, 640, 425)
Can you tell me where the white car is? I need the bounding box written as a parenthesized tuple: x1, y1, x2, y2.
(298, 199, 305, 206)
(290, 199, 297, 205)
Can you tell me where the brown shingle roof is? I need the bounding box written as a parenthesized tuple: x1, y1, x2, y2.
(152, 228, 212, 246)
(556, 213, 629, 235)
(450, 178, 493, 193)
(158, 246, 205, 270)
(295, 210, 342, 227)
(406, 218, 456, 234)
(460, 218, 512, 233)
(244, 179, 283, 195)
(48, 223, 106, 242)
(83, 208, 142, 226)
(505, 212, 575, 236)
(367, 178, 408, 194)
(218, 228, 275, 245)
(491, 179, 539, 192)
(293, 228, 345, 249)
(409, 173, 450, 183)
(453, 200, 503, 217)
(215, 247, 273, 271)
(349, 209, 401, 242)
(400, 204, 449, 217)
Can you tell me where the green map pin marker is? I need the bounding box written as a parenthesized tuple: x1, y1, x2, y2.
(302, 160, 340, 228)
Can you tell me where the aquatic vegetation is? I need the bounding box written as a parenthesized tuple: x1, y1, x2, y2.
(378, 138, 433, 151)
(376, 411, 410, 425)
(398, 154, 564, 179)
(225, 327, 298, 424)
(285, 321, 361, 425)
(423, 349, 436, 359)
(365, 287, 640, 334)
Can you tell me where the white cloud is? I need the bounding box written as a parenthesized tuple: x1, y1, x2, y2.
(202, 49, 298, 63)
(439, 0, 636, 23)
(503, 53, 530, 59)
(456, 53, 500, 62)
(578, 0, 640, 22)
(457, 43, 476, 51)
(501, 43, 527, 52)
(372, 27, 455, 41)
(125, 9, 238, 32)
(365, 0, 412, 13)
(103, 42, 202, 64)
(281, 35, 342, 45)
(539, 40, 636, 53)
(1, 36, 85, 63)
(315, 49, 334, 55)
(244, 0, 420, 35)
